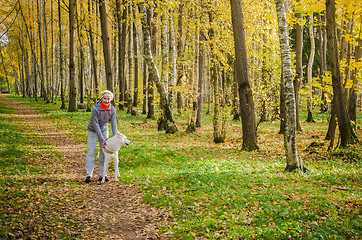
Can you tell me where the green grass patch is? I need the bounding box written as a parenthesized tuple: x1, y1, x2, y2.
(0, 96, 84, 239)
(3, 94, 362, 239)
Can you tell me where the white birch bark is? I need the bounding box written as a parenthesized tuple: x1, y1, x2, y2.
(169, 3, 177, 114)
(139, 2, 177, 133)
(275, 0, 306, 172)
(161, 13, 169, 91)
(306, 13, 315, 122)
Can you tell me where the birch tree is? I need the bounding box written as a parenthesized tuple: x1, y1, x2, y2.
(168, 1, 177, 115)
(139, 2, 177, 133)
(275, 0, 306, 172)
(294, 1, 303, 131)
(306, 13, 315, 122)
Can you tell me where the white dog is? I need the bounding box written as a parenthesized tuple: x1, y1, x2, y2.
(102, 132, 131, 183)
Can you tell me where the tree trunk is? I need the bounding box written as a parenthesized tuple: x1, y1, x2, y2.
(208, 9, 225, 143)
(88, 0, 98, 97)
(230, 0, 258, 150)
(37, 0, 46, 99)
(133, 20, 139, 108)
(326, 0, 358, 147)
(196, 32, 206, 128)
(99, 0, 113, 94)
(294, 5, 303, 130)
(58, 0, 66, 109)
(348, 38, 361, 127)
(318, 13, 328, 113)
(275, 0, 306, 172)
(76, 7, 84, 104)
(146, 6, 155, 119)
(50, 0, 55, 102)
(140, 2, 177, 133)
(0, 48, 10, 92)
(42, 0, 50, 103)
(127, 5, 134, 115)
(142, 58, 148, 114)
(30, 51, 37, 100)
(176, 2, 184, 112)
(10, 55, 20, 94)
(231, 64, 240, 120)
(117, 0, 127, 110)
(18, 2, 42, 100)
(161, 13, 169, 90)
(17, 16, 30, 98)
(212, 63, 225, 143)
(68, 0, 77, 112)
(325, 98, 337, 141)
(24, 51, 31, 98)
(306, 13, 315, 122)
(169, 3, 177, 115)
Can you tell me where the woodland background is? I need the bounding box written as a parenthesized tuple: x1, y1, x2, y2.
(0, 0, 361, 149)
(0, 0, 361, 238)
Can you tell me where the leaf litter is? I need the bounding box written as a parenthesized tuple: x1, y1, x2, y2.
(0, 95, 167, 239)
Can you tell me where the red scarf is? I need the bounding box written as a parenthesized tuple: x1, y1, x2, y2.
(100, 101, 110, 112)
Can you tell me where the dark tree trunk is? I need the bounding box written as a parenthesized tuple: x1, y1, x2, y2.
(58, 0, 66, 109)
(76, 9, 84, 104)
(117, 0, 127, 110)
(133, 20, 139, 108)
(146, 6, 155, 119)
(231, 66, 240, 120)
(325, 98, 337, 141)
(42, 0, 50, 103)
(99, 0, 113, 94)
(230, 0, 258, 150)
(68, 0, 77, 112)
(326, 0, 358, 147)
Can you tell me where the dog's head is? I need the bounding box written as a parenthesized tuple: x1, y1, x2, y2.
(116, 132, 131, 146)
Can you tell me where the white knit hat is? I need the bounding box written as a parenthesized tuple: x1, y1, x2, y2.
(101, 90, 114, 100)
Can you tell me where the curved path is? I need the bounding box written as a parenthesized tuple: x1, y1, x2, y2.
(1, 95, 166, 239)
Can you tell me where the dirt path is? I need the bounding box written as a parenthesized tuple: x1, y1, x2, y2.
(1, 95, 166, 239)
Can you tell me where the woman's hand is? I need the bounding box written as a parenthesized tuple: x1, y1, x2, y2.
(101, 142, 106, 148)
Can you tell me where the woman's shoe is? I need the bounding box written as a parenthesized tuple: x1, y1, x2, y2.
(98, 176, 109, 182)
(85, 176, 92, 183)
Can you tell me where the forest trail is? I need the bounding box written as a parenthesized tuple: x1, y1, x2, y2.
(1, 95, 166, 239)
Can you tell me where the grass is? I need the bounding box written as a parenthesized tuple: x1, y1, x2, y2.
(2, 94, 362, 239)
(0, 97, 86, 239)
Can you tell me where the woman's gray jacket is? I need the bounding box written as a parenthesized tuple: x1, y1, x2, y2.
(87, 100, 117, 144)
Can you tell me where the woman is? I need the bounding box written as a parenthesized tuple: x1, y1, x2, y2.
(85, 90, 118, 183)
